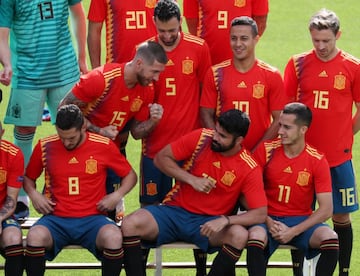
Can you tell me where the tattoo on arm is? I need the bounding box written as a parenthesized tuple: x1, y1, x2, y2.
(61, 93, 87, 109)
(0, 196, 15, 218)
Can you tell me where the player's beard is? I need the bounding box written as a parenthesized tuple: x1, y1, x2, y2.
(137, 70, 151, 86)
(211, 138, 236, 153)
(65, 133, 83, 151)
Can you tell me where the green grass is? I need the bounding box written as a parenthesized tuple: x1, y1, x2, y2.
(1, 0, 360, 275)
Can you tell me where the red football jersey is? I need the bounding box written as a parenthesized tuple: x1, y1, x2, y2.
(284, 50, 360, 167)
(72, 63, 154, 131)
(88, 0, 157, 63)
(201, 59, 287, 151)
(164, 128, 267, 216)
(26, 133, 132, 217)
(254, 139, 332, 216)
(142, 33, 212, 158)
(0, 140, 24, 207)
(183, 0, 268, 64)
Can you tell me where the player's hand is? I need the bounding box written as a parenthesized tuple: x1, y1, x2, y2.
(269, 221, 294, 244)
(200, 216, 228, 237)
(190, 176, 216, 194)
(0, 66, 12, 86)
(96, 192, 119, 213)
(30, 191, 56, 215)
(149, 103, 163, 122)
(100, 125, 119, 140)
(78, 59, 88, 75)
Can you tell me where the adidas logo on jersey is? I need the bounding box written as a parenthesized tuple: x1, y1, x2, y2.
(237, 81, 247, 88)
(213, 161, 220, 168)
(318, 70, 328, 77)
(283, 166, 292, 173)
(69, 157, 79, 164)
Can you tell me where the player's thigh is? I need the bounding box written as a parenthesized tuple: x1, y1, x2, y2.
(309, 225, 337, 248)
(4, 88, 46, 126)
(47, 81, 77, 123)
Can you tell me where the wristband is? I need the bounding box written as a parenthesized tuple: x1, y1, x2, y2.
(222, 215, 230, 226)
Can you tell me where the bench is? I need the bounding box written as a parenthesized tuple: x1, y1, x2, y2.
(0, 218, 317, 275)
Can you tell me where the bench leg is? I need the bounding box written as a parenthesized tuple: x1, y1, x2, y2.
(155, 247, 162, 276)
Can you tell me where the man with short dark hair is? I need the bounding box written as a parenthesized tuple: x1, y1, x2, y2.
(247, 102, 339, 276)
(23, 104, 137, 276)
(122, 109, 267, 276)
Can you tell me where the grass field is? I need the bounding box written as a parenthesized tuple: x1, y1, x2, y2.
(1, 0, 360, 275)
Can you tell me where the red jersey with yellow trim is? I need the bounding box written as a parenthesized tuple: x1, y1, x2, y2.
(142, 33, 212, 158)
(72, 63, 154, 131)
(88, 0, 157, 63)
(164, 128, 267, 216)
(183, 0, 268, 64)
(25, 133, 132, 217)
(201, 59, 287, 151)
(0, 140, 24, 207)
(284, 50, 360, 167)
(253, 138, 332, 216)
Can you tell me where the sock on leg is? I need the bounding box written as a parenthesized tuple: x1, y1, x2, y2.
(316, 238, 339, 276)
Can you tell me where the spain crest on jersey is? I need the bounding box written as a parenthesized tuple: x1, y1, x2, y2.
(296, 171, 310, 186)
(234, 0, 246, 8)
(130, 98, 143, 112)
(85, 159, 98, 174)
(334, 74, 346, 90)
(221, 171, 236, 187)
(182, 59, 194, 75)
(0, 169, 6, 184)
(145, 0, 157, 8)
(253, 83, 265, 99)
(146, 182, 157, 196)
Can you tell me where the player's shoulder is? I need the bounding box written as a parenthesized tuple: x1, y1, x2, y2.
(0, 139, 21, 157)
(183, 33, 207, 46)
(304, 144, 326, 161)
(40, 134, 60, 145)
(340, 50, 360, 65)
(88, 133, 112, 145)
(212, 59, 232, 71)
(238, 148, 259, 170)
(290, 50, 313, 62)
(256, 59, 280, 73)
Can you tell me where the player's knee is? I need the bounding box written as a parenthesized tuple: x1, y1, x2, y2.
(98, 224, 123, 248)
(225, 225, 248, 249)
(1, 227, 22, 246)
(26, 225, 51, 246)
(248, 225, 267, 241)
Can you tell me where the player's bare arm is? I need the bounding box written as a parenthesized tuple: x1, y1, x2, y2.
(130, 103, 164, 139)
(0, 27, 12, 86)
(154, 144, 216, 193)
(23, 176, 55, 215)
(200, 107, 216, 129)
(70, 2, 88, 74)
(252, 15, 267, 36)
(97, 169, 137, 212)
(87, 21, 103, 69)
(0, 187, 18, 223)
(352, 102, 360, 134)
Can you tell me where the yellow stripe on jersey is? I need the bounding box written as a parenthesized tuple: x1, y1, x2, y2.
(41, 135, 59, 144)
(263, 139, 281, 163)
(0, 141, 20, 156)
(183, 129, 214, 171)
(239, 151, 257, 169)
(183, 33, 206, 45)
(305, 144, 324, 160)
(341, 52, 360, 65)
(257, 59, 279, 73)
(103, 67, 122, 79)
(88, 133, 111, 145)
